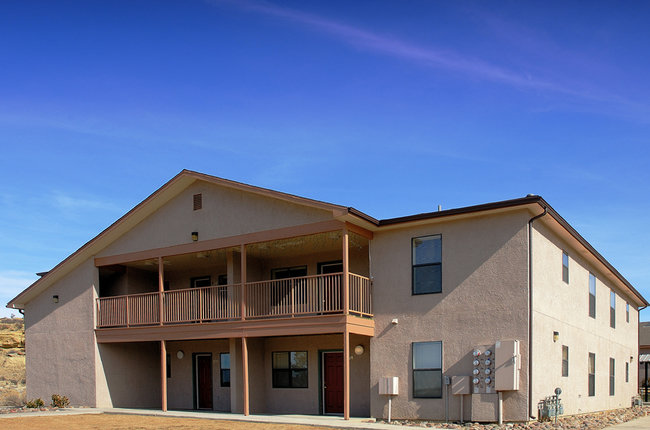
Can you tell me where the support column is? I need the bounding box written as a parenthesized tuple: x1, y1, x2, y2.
(242, 336, 250, 416)
(343, 329, 350, 420)
(158, 256, 164, 326)
(342, 227, 349, 315)
(161, 340, 167, 412)
(240, 244, 247, 321)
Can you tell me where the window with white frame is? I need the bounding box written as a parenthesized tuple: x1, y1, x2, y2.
(562, 251, 569, 283)
(412, 235, 442, 295)
(412, 341, 442, 398)
(610, 290, 616, 328)
(589, 274, 596, 318)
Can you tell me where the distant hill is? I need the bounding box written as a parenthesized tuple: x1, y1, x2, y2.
(0, 317, 26, 406)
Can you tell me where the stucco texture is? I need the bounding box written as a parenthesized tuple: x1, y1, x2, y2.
(369, 210, 531, 422)
(531, 222, 638, 415)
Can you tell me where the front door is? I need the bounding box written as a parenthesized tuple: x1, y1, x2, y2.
(323, 352, 344, 414)
(195, 354, 213, 409)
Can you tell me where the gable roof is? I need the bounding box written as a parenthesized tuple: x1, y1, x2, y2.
(7, 170, 648, 309)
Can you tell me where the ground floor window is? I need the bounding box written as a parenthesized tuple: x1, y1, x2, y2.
(220, 353, 230, 387)
(412, 341, 442, 398)
(588, 353, 596, 396)
(272, 351, 308, 388)
(609, 358, 615, 396)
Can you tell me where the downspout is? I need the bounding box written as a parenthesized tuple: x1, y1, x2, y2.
(528, 206, 547, 420)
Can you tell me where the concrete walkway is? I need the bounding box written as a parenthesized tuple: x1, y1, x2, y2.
(0, 407, 416, 429)
(604, 415, 650, 429)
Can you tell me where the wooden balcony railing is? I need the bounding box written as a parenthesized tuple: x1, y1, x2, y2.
(96, 273, 372, 329)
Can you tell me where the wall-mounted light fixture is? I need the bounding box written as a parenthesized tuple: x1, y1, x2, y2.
(191, 231, 199, 242)
(553, 331, 560, 342)
(177, 350, 185, 359)
(354, 345, 365, 356)
(391, 318, 399, 325)
(52, 295, 59, 304)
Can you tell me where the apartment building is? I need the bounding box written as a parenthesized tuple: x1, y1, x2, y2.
(7, 170, 646, 422)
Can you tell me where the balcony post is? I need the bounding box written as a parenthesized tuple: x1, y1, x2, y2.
(240, 244, 246, 320)
(242, 336, 250, 415)
(343, 328, 350, 420)
(158, 256, 164, 325)
(342, 227, 349, 315)
(161, 339, 167, 412)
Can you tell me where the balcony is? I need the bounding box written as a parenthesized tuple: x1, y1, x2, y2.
(96, 272, 372, 329)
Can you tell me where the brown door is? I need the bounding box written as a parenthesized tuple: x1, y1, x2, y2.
(324, 352, 343, 414)
(196, 354, 213, 409)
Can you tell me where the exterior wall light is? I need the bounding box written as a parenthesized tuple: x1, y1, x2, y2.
(553, 331, 560, 342)
(177, 350, 184, 359)
(354, 345, 365, 356)
(52, 295, 59, 303)
(191, 232, 199, 242)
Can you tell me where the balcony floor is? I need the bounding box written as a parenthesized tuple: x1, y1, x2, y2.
(95, 313, 374, 343)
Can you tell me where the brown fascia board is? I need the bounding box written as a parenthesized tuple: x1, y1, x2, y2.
(351, 195, 647, 307)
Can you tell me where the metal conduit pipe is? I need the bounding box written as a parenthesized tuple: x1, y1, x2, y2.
(528, 205, 547, 420)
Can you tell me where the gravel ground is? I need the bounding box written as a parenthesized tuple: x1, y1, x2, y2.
(381, 406, 650, 429)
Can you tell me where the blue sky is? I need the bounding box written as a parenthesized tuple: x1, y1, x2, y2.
(1, 0, 649, 319)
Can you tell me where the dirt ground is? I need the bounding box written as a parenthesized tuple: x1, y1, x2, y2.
(2, 413, 333, 430)
(0, 317, 26, 407)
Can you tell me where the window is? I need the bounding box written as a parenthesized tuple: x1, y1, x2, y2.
(562, 251, 569, 283)
(412, 341, 443, 398)
(626, 362, 629, 383)
(626, 302, 630, 323)
(191, 276, 211, 288)
(562, 346, 569, 377)
(610, 290, 616, 328)
(609, 358, 615, 396)
(317, 260, 343, 274)
(271, 266, 307, 279)
(412, 235, 442, 295)
(220, 353, 230, 387)
(589, 273, 596, 318)
(272, 351, 307, 388)
(588, 353, 595, 396)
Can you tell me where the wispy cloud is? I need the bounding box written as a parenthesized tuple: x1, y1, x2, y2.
(211, 0, 650, 121)
(52, 191, 120, 213)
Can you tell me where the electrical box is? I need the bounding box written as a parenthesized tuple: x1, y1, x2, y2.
(471, 345, 496, 394)
(379, 377, 399, 395)
(451, 376, 470, 395)
(495, 340, 520, 391)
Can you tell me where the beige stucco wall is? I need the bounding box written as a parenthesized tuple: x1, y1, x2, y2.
(228, 334, 370, 416)
(531, 222, 639, 415)
(98, 182, 334, 257)
(369, 210, 531, 422)
(166, 340, 231, 411)
(24, 259, 98, 406)
(95, 342, 161, 408)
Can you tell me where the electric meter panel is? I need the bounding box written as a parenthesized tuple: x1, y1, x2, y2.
(471, 344, 496, 394)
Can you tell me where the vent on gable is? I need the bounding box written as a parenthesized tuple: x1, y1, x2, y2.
(193, 193, 202, 211)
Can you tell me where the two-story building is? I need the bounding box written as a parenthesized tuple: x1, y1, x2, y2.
(7, 170, 647, 422)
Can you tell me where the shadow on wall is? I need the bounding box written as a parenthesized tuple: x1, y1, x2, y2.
(98, 342, 161, 408)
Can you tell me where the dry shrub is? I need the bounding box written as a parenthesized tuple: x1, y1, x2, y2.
(51, 394, 70, 408)
(0, 388, 26, 407)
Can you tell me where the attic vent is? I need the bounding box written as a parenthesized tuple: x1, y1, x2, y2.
(193, 193, 202, 211)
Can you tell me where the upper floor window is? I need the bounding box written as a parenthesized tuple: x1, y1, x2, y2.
(626, 361, 629, 383)
(588, 353, 596, 396)
(412, 235, 442, 295)
(562, 251, 569, 283)
(589, 273, 596, 318)
(412, 341, 443, 398)
(562, 345, 569, 377)
(626, 302, 630, 323)
(610, 290, 616, 328)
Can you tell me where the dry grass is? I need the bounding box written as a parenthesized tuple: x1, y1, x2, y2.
(0, 317, 25, 407)
(2, 414, 331, 429)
